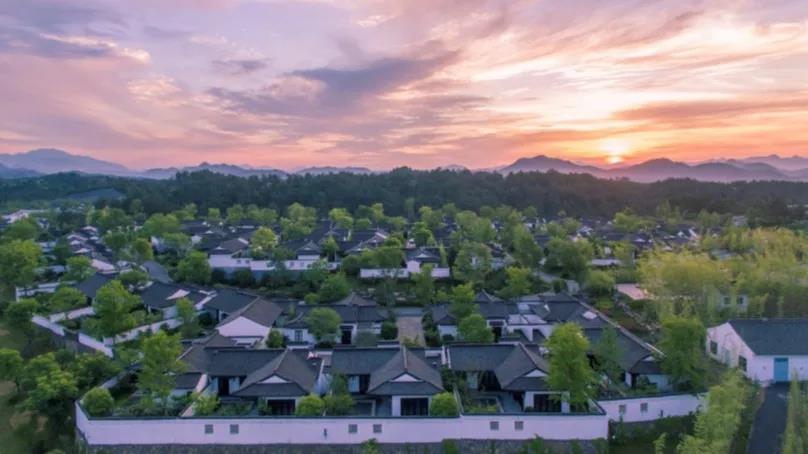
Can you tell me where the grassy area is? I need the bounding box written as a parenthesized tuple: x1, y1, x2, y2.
(610, 415, 695, 453)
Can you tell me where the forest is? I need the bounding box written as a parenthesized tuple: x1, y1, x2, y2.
(0, 169, 806, 225)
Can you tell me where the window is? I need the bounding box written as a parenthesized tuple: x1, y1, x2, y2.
(490, 421, 499, 431)
(640, 403, 648, 413)
(204, 424, 214, 434)
(230, 424, 239, 435)
(348, 376, 361, 393)
(373, 424, 382, 434)
(738, 356, 747, 372)
(294, 330, 303, 342)
(514, 421, 524, 431)
(348, 424, 358, 434)
(400, 397, 429, 416)
(710, 341, 718, 355)
(737, 296, 744, 305)
(618, 404, 626, 415)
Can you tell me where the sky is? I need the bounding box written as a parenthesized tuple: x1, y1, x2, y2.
(0, 0, 807, 170)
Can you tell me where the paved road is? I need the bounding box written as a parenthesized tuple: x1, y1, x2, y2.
(748, 383, 789, 454)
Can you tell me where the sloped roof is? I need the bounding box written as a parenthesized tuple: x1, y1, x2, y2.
(367, 347, 443, 396)
(206, 350, 282, 377)
(474, 290, 502, 303)
(217, 298, 284, 328)
(139, 281, 192, 309)
(333, 292, 377, 306)
(204, 288, 259, 314)
(728, 319, 808, 356)
(233, 349, 320, 397)
(494, 344, 550, 391)
(75, 273, 115, 299)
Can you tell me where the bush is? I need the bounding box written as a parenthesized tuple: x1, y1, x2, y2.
(83, 387, 114, 417)
(265, 330, 285, 348)
(380, 320, 398, 340)
(193, 393, 219, 416)
(324, 393, 354, 415)
(295, 394, 325, 416)
(429, 392, 459, 416)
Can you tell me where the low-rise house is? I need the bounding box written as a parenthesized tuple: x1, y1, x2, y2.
(203, 288, 265, 322)
(330, 346, 443, 416)
(707, 319, 808, 383)
(140, 281, 211, 319)
(278, 293, 388, 345)
(215, 298, 285, 345)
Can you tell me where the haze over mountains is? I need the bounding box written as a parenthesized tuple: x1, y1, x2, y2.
(1, 148, 808, 183)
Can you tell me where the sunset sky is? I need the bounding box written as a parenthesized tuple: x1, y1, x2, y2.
(1, 0, 807, 170)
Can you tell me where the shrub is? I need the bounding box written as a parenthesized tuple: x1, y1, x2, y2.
(265, 330, 285, 348)
(324, 393, 354, 416)
(380, 320, 398, 340)
(429, 392, 459, 417)
(295, 394, 325, 416)
(83, 387, 114, 417)
(193, 393, 219, 416)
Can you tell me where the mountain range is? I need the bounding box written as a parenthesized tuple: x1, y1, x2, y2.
(499, 155, 808, 183)
(1, 148, 808, 183)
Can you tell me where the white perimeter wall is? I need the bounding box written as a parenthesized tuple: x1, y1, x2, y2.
(598, 394, 703, 423)
(77, 405, 607, 445)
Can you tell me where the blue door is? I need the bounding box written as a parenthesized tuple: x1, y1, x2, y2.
(774, 357, 789, 382)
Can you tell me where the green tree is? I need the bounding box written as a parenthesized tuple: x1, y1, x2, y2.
(328, 208, 354, 229)
(658, 316, 706, 391)
(545, 238, 592, 281)
(0, 239, 42, 288)
(585, 270, 615, 298)
(593, 325, 623, 385)
(118, 269, 149, 288)
(429, 392, 459, 416)
(0, 348, 23, 391)
(141, 213, 181, 238)
(193, 393, 219, 416)
(25, 368, 79, 421)
(103, 230, 131, 259)
(70, 352, 121, 392)
(306, 308, 341, 344)
(546, 323, 595, 406)
(20, 353, 60, 392)
(511, 225, 543, 268)
(176, 250, 211, 285)
(251, 227, 277, 258)
(412, 264, 435, 305)
(324, 375, 354, 415)
(3, 218, 39, 241)
(448, 283, 475, 320)
(50, 286, 86, 312)
(131, 238, 154, 264)
(93, 281, 139, 339)
(501, 266, 532, 298)
(318, 273, 351, 303)
(265, 330, 285, 348)
(138, 331, 186, 414)
(176, 297, 201, 338)
(295, 394, 325, 416)
(453, 242, 492, 284)
(322, 236, 339, 261)
(64, 255, 93, 281)
(676, 371, 747, 454)
(783, 375, 808, 454)
(207, 207, 221, 223)
(5, 298, 38, 337)
(458, 314, 494, 343)
(83, 387, 115, 416)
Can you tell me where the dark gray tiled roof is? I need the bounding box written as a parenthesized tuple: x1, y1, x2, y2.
(728, 319, 808, 355)
(206, 350, 282, 377)
(447, 344, 518, 372)
(233, 349, 320, 398)
(175, 372, 203, 390)
(204, 288, 259, 314)
(284, 303, 388, 328)
(139, 282, 191, 309)
(75, 273, 115, 299)
(494, 344, 549, 391)
(367, 347, 443, 396)
(217, 298, 284, 328)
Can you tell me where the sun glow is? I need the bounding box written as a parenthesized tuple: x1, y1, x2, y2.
(600, 139, 632, 165)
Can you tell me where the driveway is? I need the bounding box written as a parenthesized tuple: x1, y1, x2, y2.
(396, 315, 424, 345)
(748, 383, 789, 454)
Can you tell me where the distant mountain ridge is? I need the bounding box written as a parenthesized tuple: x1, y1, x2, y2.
(2, 148, 808, 182)
(499, 154, 808, 182)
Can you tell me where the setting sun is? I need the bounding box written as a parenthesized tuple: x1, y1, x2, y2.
(600, 139, 632, 165)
